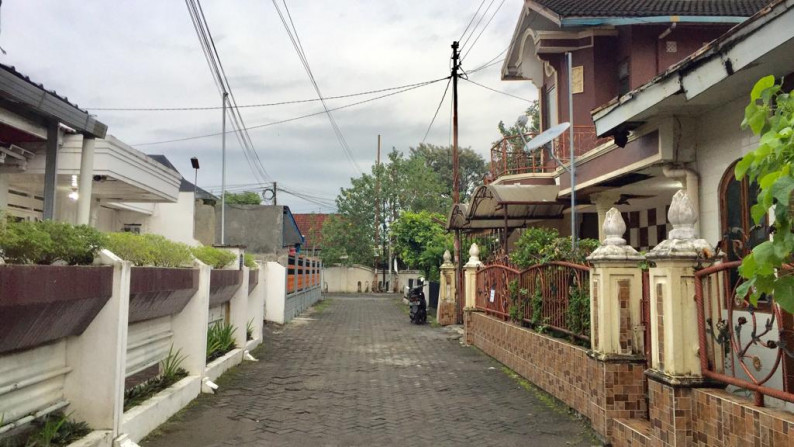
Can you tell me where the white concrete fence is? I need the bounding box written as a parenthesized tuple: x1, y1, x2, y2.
(0, 250, 285, 447)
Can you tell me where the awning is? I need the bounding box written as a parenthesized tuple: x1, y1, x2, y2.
(447, 184, 565, 231)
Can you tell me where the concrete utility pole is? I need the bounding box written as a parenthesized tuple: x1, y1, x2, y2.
(221, 92, 228, 245)
(273, 181, 278, 205)
(451, 41, 463, 323)
(374, 135, 381, 292)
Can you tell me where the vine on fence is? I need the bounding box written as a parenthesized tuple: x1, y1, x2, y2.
(566, 286, 590, 337)
(507, 279, 527, 322)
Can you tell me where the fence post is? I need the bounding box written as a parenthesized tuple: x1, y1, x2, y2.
(587, 207, 646, 357)
(463, 244, 482, 309)
(437, 250, 456, 325)
(645, 190, 717, 446)
(586, 208, 648, 438)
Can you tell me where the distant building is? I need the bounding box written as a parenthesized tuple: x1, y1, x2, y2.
(292, 213, 330, 256)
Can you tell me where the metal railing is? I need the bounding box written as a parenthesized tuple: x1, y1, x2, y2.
(287, 255, 322, 294)
(694, 261, 794, 406)
(489, 126, 611, 179)
(475, 261, 591, 342)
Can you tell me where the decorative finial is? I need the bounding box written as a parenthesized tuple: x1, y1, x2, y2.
(469, 243, 480, 261)
(667, 190, 697, 240)
(443, 250, 451, 263)
(602, 207, 627, 246)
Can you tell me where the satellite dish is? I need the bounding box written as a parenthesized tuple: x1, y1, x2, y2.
(524, 122, 570, 151)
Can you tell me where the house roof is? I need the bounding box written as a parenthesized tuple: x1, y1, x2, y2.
(0, 63, 107, 138)
(147, 154, 218, 200)
(532, 0, 772, 18)
(592, 0, 792, 136)
(292, 213, 330, 250)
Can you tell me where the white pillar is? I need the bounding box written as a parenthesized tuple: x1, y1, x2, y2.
(77, 136, 96, 226)
(587, 208, 645, 356)
(646, 190, 715, 379)
(63, 249, 130, 436)
(264, 261, 287, 324)
(171, 261, 211, 376)
(590, 191, 621, 242)
(463, 244, 483, 309)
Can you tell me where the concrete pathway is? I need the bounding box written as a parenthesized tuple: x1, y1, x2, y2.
(143, 294, 600, 446)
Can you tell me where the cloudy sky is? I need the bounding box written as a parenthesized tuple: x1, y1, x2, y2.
(1, 0, 536, 213)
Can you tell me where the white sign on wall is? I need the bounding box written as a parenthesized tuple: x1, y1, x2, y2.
(489, 289, 495, 303)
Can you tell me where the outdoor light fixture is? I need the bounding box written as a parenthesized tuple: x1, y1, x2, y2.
(190, 157, 200, 198)
(69, 175, 79, 201)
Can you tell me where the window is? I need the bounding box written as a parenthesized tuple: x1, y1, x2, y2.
(122, 223, 142, 234)
(617, 59, 630, 96)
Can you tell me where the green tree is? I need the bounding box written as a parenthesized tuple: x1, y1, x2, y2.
(408, 144, 487, 202)
(735, 76, 794, 312)
(390, 211, 452, 281)
(224, 191, 261, 205)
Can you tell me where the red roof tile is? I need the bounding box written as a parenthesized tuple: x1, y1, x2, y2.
(293, 213, 331, 250)
(533, 0, 771, 18)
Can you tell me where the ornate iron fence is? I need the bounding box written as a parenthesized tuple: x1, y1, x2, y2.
(694, 260, 794, 406)
(475, 261, 591, 342)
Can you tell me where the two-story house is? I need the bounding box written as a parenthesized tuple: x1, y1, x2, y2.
(452, 0, 773, 255)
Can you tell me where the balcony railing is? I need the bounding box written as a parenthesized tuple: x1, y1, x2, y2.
(489, 126, 611, 179)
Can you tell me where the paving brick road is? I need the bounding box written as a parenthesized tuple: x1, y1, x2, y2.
(143, 294, 600, 447)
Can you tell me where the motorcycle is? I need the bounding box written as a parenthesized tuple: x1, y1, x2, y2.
(408, 280, 427, 324)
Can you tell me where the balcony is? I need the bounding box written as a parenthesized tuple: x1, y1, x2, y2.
(490, 126, 612, 179)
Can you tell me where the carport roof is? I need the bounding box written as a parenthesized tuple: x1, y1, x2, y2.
(447, 184, 565, 231)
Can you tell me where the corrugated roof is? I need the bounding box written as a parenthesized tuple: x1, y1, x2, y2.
(533, 0, 771, 18)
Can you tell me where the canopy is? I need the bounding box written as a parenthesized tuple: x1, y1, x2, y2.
(446, 184, 564, 231)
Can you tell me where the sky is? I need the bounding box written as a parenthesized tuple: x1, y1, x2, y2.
(0, 0, 537, 213)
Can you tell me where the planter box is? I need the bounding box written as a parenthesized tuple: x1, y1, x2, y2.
(204, 348, 244, 383)
(248, 269, 259, 295)
(66, 430, 113, 447)
(120, 375, 201, 443)
(0, 265, 113, 354)
(128, 268, 199, 324)
(209, 270, 242, 307)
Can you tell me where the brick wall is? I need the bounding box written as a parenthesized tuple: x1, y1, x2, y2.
(466, 311, 794, 446)
(467, 312, 646, 440)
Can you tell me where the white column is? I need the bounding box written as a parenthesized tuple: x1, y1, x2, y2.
(264, 261, 287, 324)
(77, 136, 96, 225)
(171, 261, 211, 376)
(463, 244, 483, 309)
(587, 208, 645, 356)
(590, 191, 621, 242)
(63, 249, 131, 436)
(437, 250, 457, 325)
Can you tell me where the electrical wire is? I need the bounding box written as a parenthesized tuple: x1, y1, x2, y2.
(461, 0, 507, 61)
(458, 0, 487, 44)
(85, 80, 445, 111)
(460, 0, 496, 52)
(271, 0, 362, 174)
(463, 78, 531, 103)
(421, 78, 452, 144)
(133, 78, 444, 146)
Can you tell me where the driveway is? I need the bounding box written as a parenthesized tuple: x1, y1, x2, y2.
(143, 294, 600, 446)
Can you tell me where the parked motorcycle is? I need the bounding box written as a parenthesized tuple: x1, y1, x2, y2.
(408, 279, 427, 324)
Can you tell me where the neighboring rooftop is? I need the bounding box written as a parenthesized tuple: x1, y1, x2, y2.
(148, 154, 218, 200)
(532, 0, 771, 18)
(293, 213, 330, 251)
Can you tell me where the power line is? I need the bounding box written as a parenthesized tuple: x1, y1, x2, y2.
(271, 0, 361, 174)
(463, 78, 532, 103)
(460, 0, 496, 51)
(86, 79, 441, 111)
(133, 78, 444, 146)
(461, 0, 507, 61)
(458, 0, 487, 43)
(421, 78, 452, 144)
(466, 46, 508, 74)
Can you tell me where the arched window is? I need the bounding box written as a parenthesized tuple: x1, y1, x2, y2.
(719, 161, 767, 261)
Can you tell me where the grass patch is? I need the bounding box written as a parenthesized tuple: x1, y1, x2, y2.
(312, 299, 332, 313)
(207, 321, 237, 362)
(2, 412, 91, 447)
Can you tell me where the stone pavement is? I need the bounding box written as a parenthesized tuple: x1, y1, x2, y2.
(143, 295, 600, 447)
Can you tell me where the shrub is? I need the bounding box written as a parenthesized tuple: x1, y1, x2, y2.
(207, 321, 237, 361)
(244, 253, 258, 269)
(507, 279, 527, 323)
(510, 226, 599, 268)
(123, 346, 188, 411)
(191, 245, 237, 269)
(566, 286, 590, 337)
(0, 219, 106, 265)
(105, 233, 193, 267)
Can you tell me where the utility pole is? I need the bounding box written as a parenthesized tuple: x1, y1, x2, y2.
(273, 181, 278, 205)
(220, 92, 228, 245)
(374, 135, 381, 292)
(451, 41, 463, 323)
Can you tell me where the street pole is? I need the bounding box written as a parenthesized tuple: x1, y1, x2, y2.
(273, 181, 277, 205)
(451, 41, 463, 323)
(374, 135, 381, 292)
(221, 91, 228, 245)
(566, 52, 577, 250)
